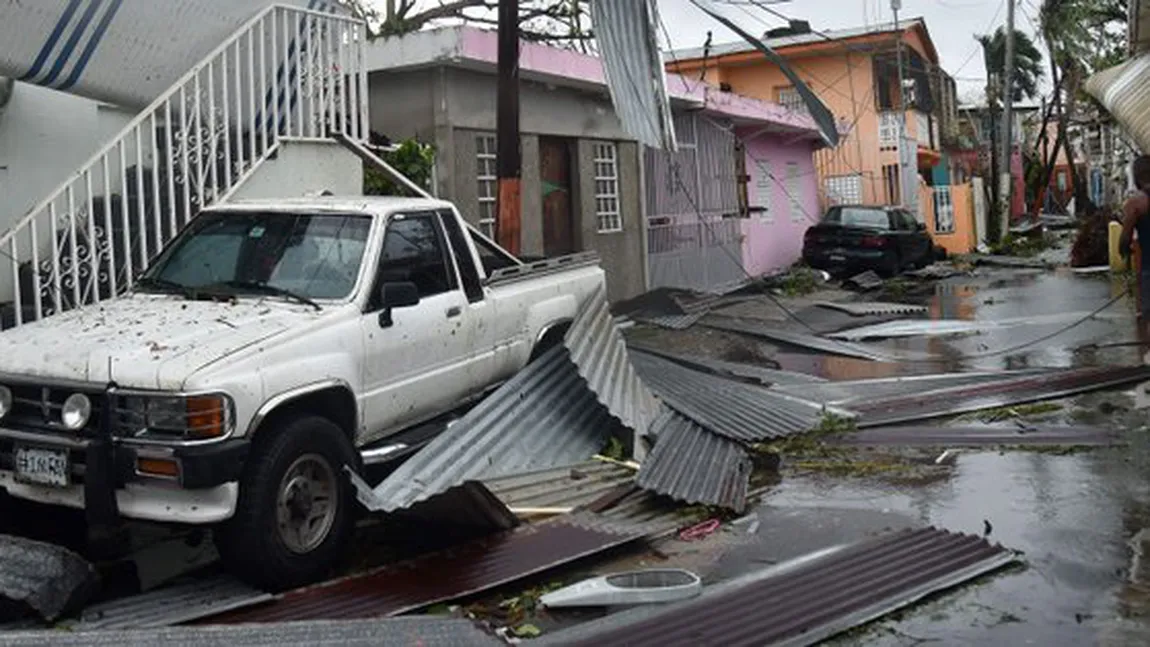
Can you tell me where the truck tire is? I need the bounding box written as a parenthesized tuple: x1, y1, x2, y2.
(215, 415, 358, 591)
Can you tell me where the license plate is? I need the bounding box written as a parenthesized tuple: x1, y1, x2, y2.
(829, 253, 846, 262)
(14, 446, 70, 487)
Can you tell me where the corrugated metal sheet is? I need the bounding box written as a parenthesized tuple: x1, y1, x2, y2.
(0, 534, 96, 621)
(1086, 53, 1150, 153)
(854, 365, 1150, 428)
(815, 301, 929, 317)
(634, 311, 708, 330)
(349, 346, 620, 512)
(702, 316, 935, 362)
(589, 0, 676, 150)
(828, 425, 1120, 448)
(564, 287, 663, 436)
(537, 526, 1017, 647)
(76, 576, 272, 630)
(630, 351, 838, 442)
(0, 617, 502, 647)
(627, 344, 826, 386)
(772, 369, 1057, 407)
(828, 311, 1123, 341)
(844, 270, 884, 291)
(636, 410, 751, 512)
(201, 518, 641, 625)
(483, 461, 637, 511)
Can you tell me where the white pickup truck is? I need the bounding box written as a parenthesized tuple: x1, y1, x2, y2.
(0, 196, 605, 590)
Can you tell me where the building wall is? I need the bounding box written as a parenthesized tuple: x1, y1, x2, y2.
(0, 82, 134, 236)
(368, 66, 646, 300)
(739, 129, 820, 275)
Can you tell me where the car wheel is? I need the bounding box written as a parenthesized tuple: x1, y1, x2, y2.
(215, 415, 358, 591)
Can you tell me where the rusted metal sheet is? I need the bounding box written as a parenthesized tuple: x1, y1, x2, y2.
(538, 527, 1017, 647)
(564, 287, 662, 436)
(631, 351, 841, 442)
(75, 576, 272, 630)
(828, 425, 1121, 448)
(0, 534, 96, 621)
(0, 617, 502, 646)
(347, 347, 621, 512)
(854, 365, 1150, 428)
(636, 410, 751, 512)
(200, 518, 641, 625)
(814, 301, 928, 317)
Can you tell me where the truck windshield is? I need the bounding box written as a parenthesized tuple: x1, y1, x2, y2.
(143, 212, 372, 300)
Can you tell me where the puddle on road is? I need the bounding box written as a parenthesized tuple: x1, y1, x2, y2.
(744, 445, 1150, 646)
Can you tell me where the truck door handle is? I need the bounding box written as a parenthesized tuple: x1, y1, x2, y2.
(446, 306, 462, 318)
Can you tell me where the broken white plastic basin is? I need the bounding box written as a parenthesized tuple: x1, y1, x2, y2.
(540, 569, 702, 608)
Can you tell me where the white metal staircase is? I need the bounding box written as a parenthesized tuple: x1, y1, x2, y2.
(0, 4, 368, 329)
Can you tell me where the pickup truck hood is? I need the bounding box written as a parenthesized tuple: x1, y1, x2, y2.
(0, 296, 321, 390)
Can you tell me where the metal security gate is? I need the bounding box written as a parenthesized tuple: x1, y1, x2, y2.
(644, 114, 744, 292)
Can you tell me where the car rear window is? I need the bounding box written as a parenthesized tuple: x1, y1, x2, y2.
(823, 207, 890, 229)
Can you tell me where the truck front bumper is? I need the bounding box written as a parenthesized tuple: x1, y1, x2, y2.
(0, 426, 248, 525)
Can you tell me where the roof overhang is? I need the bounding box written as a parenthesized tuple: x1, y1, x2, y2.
(1131, 0, 1150, 53)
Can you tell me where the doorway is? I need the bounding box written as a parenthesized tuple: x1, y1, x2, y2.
(539, 136, 575, 257)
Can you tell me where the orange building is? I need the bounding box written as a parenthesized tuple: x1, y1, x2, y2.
(667, 19, 979, 254)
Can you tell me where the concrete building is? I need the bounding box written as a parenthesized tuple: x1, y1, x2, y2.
(366, 26, 823, 298)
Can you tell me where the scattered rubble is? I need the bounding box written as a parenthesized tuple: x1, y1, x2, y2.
(0, 535, 97, 622)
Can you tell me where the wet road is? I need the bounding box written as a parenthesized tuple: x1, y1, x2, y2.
(714, 270, 1150, 645)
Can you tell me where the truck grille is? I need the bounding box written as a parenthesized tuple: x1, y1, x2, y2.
(5, 384, 103, 434)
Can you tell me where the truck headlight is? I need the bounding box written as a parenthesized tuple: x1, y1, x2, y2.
(0, 385, 11, 420)
(61, 393, 92, 430)
(117, 393, 233, 440)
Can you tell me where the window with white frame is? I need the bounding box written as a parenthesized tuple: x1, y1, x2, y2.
(593, 142, 622, 233)
(933, 185, 955, 234)
(476, 134, 497, 238)
(753, 159, 773, 223)
(824, 174, 863, 206)
(786, 162, 803, 222)
(879, 112, 900, 149)
(777, 87, 807, 114)
(915, 111, 931, 149)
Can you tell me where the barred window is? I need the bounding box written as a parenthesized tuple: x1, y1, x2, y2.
(824, 174, 863, 205)
(594, 143, 622, 233)
(777, 87, 807, 114)
(476, 134, 497, 238)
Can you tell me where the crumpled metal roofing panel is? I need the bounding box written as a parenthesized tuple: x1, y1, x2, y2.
(626, 344, 827, 386)
(814, 301, 928, 317)
(1086, 53, 1150, 153)
(76, 576, 272, 629)
(350, 347, 619, 512)
(772, 369, 1057, 406)
(564, 287, 662, 436)
(202, 518, 642, 625)
(0, 617, 502, 647)
(636, 410, 752, 512)
(630, 351, 837, 441)
(482, 461, 637, 511)
(537, 526, 1017, 647)
(633, 311, 708, 330)
(702, 316, 935, 362)
(0, 534, 96, 621)
(828, 425, 1120, 448)
(854, 365, 1150, 428)
(589, 0, 677, 150)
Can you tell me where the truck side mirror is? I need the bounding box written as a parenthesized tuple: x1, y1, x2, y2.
(378, 281, 420, 328)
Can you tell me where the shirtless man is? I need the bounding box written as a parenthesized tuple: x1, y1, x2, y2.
(1119, 155, 1150, 337)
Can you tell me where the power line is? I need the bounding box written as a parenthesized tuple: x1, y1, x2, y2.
(951, 0, 1007, 77)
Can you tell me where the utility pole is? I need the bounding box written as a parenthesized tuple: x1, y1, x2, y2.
(496, 0, 522, 255)
(892, 0, 905, 207)
(998, 0, 1016, 238)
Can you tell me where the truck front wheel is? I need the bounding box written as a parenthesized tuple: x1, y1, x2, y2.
(214, 415, 358, 591)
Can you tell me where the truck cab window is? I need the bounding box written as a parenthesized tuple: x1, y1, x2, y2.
(376, 214, 457, 301)
(437, 209, 484, 302)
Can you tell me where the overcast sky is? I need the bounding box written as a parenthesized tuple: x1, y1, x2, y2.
(370, 0, 1042, 103)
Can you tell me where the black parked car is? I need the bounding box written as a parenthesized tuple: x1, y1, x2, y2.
(802, 205, 935, 277)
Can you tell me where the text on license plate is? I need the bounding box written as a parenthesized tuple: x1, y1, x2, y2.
(14, 446, 70, 487)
